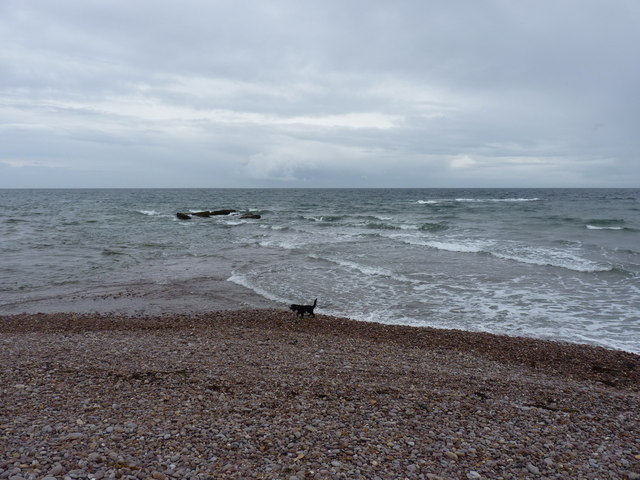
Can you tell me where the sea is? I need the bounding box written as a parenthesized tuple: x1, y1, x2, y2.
(1, 188, 639, 354)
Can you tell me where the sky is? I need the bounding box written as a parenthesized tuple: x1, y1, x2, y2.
(1, 0, 639, 188)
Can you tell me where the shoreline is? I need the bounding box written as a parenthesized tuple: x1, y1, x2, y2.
(3, 309, 638, 387)
(1, 309, 639, 479)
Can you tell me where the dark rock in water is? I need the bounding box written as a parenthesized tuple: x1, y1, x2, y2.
(177, 209, 237, 219)
(192, 211, 211, 217)
(240, 213, 261, 219)
(210, 209, 237, 216)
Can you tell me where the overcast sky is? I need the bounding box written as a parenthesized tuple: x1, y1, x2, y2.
(1, 0, 638, 188)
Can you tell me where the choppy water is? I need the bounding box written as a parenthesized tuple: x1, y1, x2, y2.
(1, 188, 639, 353)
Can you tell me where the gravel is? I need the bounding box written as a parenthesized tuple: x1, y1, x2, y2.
(1, 309, 639, 479)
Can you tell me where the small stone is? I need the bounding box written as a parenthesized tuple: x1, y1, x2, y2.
(151, 472, 168, 480)
(49, 465, 64, 475)
(445, 451, 458, 460)
(467, 472, 482, 480)
(527, 463, 540, 475)
(87, 453, 102, 463)
(627, 473, 640, 480)
(42, 477, 57, 480)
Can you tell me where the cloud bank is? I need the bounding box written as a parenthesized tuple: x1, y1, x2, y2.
(1, 0, 638, 187)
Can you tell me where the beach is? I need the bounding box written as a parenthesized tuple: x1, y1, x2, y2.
(1, 310, 638, 480)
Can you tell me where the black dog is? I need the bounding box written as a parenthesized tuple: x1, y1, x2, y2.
(290, 298, 317, 318)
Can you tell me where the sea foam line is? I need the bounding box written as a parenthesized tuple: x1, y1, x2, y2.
(227, 272, 292, 304)
(309, 254, 419, 284)
(390, 235, 489, 253)
(490, 249, 612, 273)
(586, 225, 624, 230)
(390, 235, 612, 272)
(417, 198, 540, 204)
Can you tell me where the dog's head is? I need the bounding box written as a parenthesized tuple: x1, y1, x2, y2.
(289, 304, 296, 311)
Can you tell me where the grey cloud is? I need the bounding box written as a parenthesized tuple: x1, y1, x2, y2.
(0, 0, 638, 187)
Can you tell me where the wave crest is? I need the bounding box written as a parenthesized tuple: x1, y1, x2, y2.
(417, 198, 540, 205)
(392, 236, 612, 272)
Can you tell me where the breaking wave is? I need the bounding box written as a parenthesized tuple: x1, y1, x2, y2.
(309, 254, 418, 284)
(585, 219, 629, 230)
(392, 236, 612, 272)
(417, 198, 540, 205)
(586, 225, 625, 230)
(227, 273, 291, 304)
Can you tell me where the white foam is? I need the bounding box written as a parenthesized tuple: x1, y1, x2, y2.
(311, 255, 417, 284)
(429, 240, 487, 253)
(260, 224, 288, 230)
(390, 234, 613, 273)
(330, 258, 394, 277)
(586, 225, 624, 230)
(137, 210, 160, 216)
(417, 198, 540, 204)
(394, 236, 489, 253)
(227, 273, 291, 304)
(303, 215, 344, 222)
(491, 246, 612, 273)
(455, 198, 540, 203)
(495, 197, 540, 202)
(258, 239, 302, 250)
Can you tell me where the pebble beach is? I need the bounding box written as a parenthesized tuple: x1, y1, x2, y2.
(1, 309, 639, 480)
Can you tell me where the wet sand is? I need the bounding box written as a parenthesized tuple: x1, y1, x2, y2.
(1, 310, 639, 479)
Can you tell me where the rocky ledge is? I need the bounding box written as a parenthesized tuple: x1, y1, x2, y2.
(175, 210, 262, 220)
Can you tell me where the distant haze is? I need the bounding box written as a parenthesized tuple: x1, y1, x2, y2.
(1, 1, 639, 188)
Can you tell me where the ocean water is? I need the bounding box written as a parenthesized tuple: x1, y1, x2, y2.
(1, 188, 639, 353)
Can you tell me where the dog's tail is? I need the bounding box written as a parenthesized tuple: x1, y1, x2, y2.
(313, 298, 317, 307)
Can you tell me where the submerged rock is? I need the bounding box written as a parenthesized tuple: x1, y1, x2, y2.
(192, 211, 211, 217)
(177, 210, 241, 220)
(210, 209, 237, 216)
(240, 213, 261, 219)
